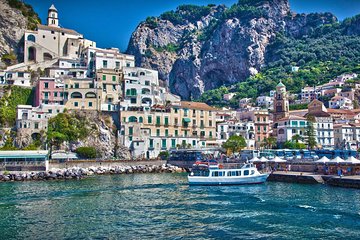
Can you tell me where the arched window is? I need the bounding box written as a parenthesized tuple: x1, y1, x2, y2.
(71, 92, 82, 99)
(85, 92, 96, 98)
(27, 34, 36, 42)
(142, 98, 152, 105)
(141, 88, 151, 95)
(140, 72, 145, 76)
(28, 47, 36, 61)
(129, 116, 138, 122)
(139, 117, 143, 123)
(278, 129, 285, 134)
(43, 52, 53, 61)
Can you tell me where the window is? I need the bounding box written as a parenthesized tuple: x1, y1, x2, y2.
(102, 75, 106, 81)
(149, 139, 154, 148)
(88, 102, 93, 107)
(74, 102, 78, 107)
(54, 92, 58, 97)
(192, 140, 196, 146)
(156, 116, 161, 125)
(44, 82, 49, 89)
(156, 129, 160, 136)
(129, 127, 133, 135)
(175, 130, 178, 136)
(164, 117, 169, 126)
(174, 108, 178, 113)
(148, 116, 152, 124)
(209, 120, 212, 127)
(112, 76, 116, 81)
(209, 132, 213, 138)
(115, 61, 120, 68)
(75, 83, 79, 89)
(162, 139, 167, 148)
(34, 123, 39, 129)
(165, 129, 169, 137)
(171, 139, 176, 148)
(244, 170, 249, 176)
(103, 60, 108, 68)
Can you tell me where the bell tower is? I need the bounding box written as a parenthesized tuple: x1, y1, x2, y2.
(47, 4, 59, 27)
(273, 81, 289, 122)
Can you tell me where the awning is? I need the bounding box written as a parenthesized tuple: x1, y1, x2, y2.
(183, 118, 191, 123)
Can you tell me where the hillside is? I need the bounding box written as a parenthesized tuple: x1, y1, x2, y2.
(0, 0, 41, 65)
(127, 0, 360, 105)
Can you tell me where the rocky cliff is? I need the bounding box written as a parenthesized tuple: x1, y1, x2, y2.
(127, 0, 337, 99)
(0, 0, 40, 64)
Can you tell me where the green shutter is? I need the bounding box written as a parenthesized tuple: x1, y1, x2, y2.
(102, 75, 106, 80)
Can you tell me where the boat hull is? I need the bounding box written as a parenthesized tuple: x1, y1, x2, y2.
(188, 173, 269, 186)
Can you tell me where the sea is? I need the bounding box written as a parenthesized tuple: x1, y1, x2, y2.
(0, 173, 359, 239)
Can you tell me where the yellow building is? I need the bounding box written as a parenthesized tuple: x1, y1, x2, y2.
(63, 78, 99, 110)
(96, 69, 123, 111)
(120, 101, 218, 159)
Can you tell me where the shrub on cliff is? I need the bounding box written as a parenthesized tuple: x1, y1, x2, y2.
(76, 147, 97, 159)
(7, 0, 41, 30)
(0, 86, 34, 127)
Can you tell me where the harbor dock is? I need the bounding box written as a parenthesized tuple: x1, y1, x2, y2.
(269, 171, 360, 189)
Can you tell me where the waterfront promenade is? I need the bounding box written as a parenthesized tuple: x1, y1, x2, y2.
(269, 171, 360, 189)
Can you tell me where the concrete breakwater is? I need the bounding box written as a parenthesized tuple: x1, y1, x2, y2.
(0, 164, 186, 182)
(269, 171, 360, 189)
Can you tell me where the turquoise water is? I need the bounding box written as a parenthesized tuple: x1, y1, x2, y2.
(0, 174, 359, 240)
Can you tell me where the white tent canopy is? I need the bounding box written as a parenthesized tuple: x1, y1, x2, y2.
(315, 156, 330, 163)
(328, 156, 345, 163)
(259, 156, 269, 162)
(345, 156, 360, 164)
(269, 156, 287, 163)
(249, 156, 260, 163)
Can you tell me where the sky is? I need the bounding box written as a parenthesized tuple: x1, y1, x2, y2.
(25, 0, 360, 51)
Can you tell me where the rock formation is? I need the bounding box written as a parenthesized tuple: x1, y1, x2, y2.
(127, 0, 337, 99)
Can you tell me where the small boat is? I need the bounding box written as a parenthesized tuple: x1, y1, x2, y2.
(188, 162, 269, 186)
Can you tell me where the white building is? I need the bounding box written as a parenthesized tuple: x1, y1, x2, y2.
(23, 5, 96, 66)
(276, 115, 308, 143)
(223, 93, 236, 101)
(4, 71, 31, 87)
(329, 96, 353, 110)
(256, 96, 273, 109)
(82, 47, 135, 78)
(217, 120, 255, 149)
(16, 104, 64, 135)
(301, 86, 319, 103)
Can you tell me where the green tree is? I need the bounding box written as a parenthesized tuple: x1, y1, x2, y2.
(76, 147, 97, 159)
(291, 134, 303, 143)
(222, 135, 247, 154)
(262, 137, 277, 149)
(305, 116, 317, 149)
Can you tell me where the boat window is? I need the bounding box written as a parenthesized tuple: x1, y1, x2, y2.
(227, 171, 232, 176)
(212, 171, 219, 177)
(244, 170, 249, 176)
(251, 170, 255, 175)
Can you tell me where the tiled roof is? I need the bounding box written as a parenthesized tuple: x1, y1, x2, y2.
(37, 24, 80, 35)
(179, 101, 218, 111)
(278, 115, 307, 121)
(306, 111, 331, 117)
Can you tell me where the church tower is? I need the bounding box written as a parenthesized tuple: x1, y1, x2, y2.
(47, 4, 59, 27)
(273, 81, 289, 122)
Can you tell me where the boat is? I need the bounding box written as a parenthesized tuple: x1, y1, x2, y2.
(188, 162, 269, 186)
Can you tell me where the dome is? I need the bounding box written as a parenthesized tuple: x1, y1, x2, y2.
(276, 81, 285, 88)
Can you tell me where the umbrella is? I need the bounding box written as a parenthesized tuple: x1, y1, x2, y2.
(315, 156, 330, 163)
(259, 156, 269, 162)
(345, 156, 360, 164)
(328, 156, 345, 163)
(249, 156, 260, 162)
(269, 156, 287, 163)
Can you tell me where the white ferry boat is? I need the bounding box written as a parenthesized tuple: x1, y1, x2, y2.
(188, 163, 269, 186)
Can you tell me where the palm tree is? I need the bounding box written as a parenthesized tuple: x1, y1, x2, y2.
(292, 134, 303, 143)
(263, 137, 277, 149)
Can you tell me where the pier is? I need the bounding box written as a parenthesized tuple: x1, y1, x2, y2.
(269, 171, 360, 189)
